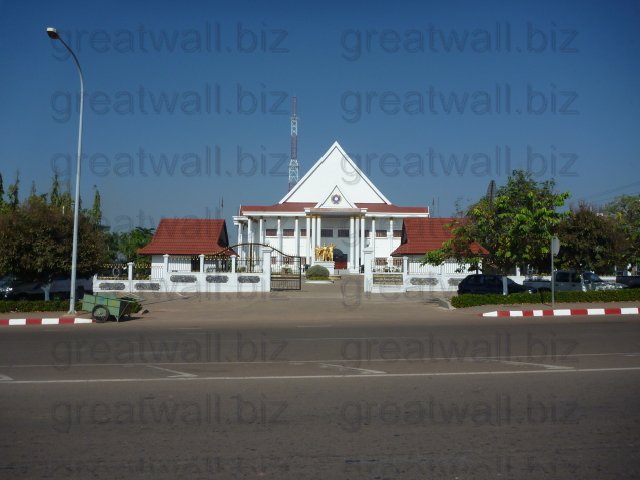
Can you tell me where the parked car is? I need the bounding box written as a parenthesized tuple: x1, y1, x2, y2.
(457, 274, 534, 295)
(0, 275, 93, 300)
(524, 271, 627, 292)
(0, 276, 43, 300)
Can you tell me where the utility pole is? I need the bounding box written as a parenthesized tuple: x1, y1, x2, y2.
(288, 96, 298, 191)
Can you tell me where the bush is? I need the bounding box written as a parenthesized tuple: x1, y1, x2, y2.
(0, 299, 81, 313)
(451, 288, 640, 308)
(305, 265, 330, 279)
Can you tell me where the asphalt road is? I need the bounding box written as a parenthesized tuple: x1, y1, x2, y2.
(1, 286, 640, 479)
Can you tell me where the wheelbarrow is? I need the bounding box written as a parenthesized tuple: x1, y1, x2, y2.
(81, 293, 137, 323)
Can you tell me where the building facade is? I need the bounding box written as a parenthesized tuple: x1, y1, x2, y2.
(233, 141, 429, 272)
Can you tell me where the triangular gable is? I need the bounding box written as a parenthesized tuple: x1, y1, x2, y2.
(315, 185, 356, 209)
(279, 141, 391, 205)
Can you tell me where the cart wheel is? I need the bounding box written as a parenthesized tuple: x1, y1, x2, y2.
(92, 305, 110, 323)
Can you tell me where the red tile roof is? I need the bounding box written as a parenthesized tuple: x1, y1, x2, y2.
(138, 219, 231, 255)
(240, 203, 428, 214)
(391, 218, 487, 256)
(356, 203, 428, 214)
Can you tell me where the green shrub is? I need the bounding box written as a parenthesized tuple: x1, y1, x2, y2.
(305, 265, 330, 279)
(0, 299, 81, 313)
(451, 288, 640, 308)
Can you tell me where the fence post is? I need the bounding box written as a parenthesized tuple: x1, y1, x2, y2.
(403, 256, 408, 273)
(363, 247, 373, 293)
(231, 255, 237, 273)
(127, 262, 134, 293)
(261, 247, 272, 291)
(163, 254, 169, 275)
(199, 254, 205, 273)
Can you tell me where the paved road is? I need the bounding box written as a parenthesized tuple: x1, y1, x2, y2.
(1, 285, 640, 479)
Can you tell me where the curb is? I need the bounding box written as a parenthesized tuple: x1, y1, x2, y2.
(0, 317, 94, 326)
(482, 307, 640, 318)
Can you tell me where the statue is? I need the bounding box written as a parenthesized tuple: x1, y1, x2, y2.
(314, 243, 335, 261)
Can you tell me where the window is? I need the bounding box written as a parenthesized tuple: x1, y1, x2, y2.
(365, 230, 370, 237)
(393, 229, 402, 238)
(376, 230, 387, 238)
(300, 229, 307, 236)
(283, 229, 294, 237)
(321, 228, 333, 237)
(338, 229, 349, 238)
(265, 229, 277, 236)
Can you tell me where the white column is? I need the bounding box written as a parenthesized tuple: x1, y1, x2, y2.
(294, 217, 300, 257)
(247, 217, 253, 262)
(317, 216, 322, 247)
(388, 218, 394, 259)
(371, 217, 376, 261)
(360, 217, 365, 270)
(306, 216, 311, 264)
(354, 216, 360, 270)
(259, 217, 264, 244)
(236, 223, 243, 260)
(277, 217, 283, 253)
(349, 216, 355, 271)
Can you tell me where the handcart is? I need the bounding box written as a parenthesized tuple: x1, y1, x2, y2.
(81, 293, 137, 323)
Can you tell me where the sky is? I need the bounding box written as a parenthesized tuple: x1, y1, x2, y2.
(1, 0, 639, 233)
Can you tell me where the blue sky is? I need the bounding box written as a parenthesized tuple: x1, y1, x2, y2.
(1, 0, 638, 232)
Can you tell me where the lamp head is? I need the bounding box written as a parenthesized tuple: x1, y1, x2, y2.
(46, 27, 59, 40)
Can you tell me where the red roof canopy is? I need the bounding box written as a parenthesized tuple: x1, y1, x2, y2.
(138, 219, 231, 255)
(391, 218, 487, 256)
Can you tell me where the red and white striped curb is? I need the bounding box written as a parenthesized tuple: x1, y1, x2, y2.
(483, 307, 640, 317)
(0, 317, 93, 326)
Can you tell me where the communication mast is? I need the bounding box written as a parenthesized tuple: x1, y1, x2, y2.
(288, 96, 299, 191)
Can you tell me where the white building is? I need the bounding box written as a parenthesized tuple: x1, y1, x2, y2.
(233, 141, 430, 272)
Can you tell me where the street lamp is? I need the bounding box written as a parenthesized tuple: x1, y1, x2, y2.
(46, 27, 84, 314)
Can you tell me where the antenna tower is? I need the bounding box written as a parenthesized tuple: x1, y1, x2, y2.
(288, 96, 299, 191)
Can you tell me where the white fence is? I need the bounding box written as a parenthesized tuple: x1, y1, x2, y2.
(93, 248, 273, 294)
(363, 250, 473, 293)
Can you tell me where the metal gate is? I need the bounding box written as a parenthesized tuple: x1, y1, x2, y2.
(223, 243, 302, 291)
(270, 247, 302, 291)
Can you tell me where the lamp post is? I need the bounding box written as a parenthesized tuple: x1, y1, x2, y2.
(46, 27, 84, 314)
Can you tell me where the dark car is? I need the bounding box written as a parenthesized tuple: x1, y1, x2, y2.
(0, 276, 43, 300)
(457, 274, 534, 295)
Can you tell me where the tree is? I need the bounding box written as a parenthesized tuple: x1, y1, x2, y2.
(605, 194, 640, 272)
(7, 171, 20, 209)
(556, 203, 629, 273)
(0, 172, 5, 209)
(50, 171, 61, 207)
(87, 187, 102, 225)
(0, 195, 109, 295)
(116, 227, 155, 263)
(423, 171, 570, 273)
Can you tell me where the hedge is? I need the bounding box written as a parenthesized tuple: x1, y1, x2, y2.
(0, 300, 81, 313)
(451, 288, 640, 308)
(0, 298, 141, 314)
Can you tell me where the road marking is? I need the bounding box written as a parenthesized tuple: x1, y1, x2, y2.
(146, 365, 197, 378)
(317, 362, 386, 375)
(2, 366, 640, 385)
(495, 360, 573, 370)
(0, 374, 13, 381)
(296, 325, 334, 328)
(2, 350, 640, 368)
